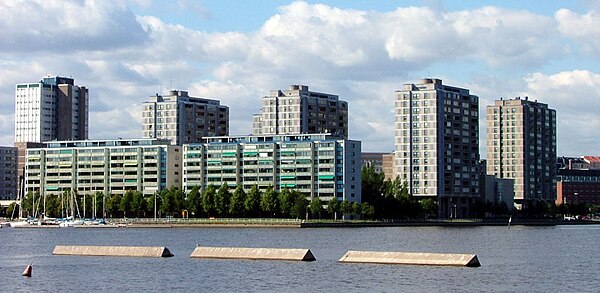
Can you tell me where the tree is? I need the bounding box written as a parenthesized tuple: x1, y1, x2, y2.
(278, 188, 294, 217)
(327, 197, 340, 220)
(308, 198, 323, 219)
(45, 194, 61, 218)
(120, 190, 134, 218)
(106, 194, 122, 218)
(419, 198, 438, 219)
(244, 185, 261, 217)
(172, 187, 186, 216)
(229, 185, 246, 216)
(186, 186, 202, 217)
(361, 202, 376, 220)
(290, 191, 308, 219)
(202, 184, 217, 217)
(131, 191, 147, 217)
(160, 189, 176, 217)
(6, 202, 17, 219)
(351, 202, 361, 217)
(215, 184, 232, 217)
(260, 186, 279, 217)
(340, 200, 353, 219)
(362, 166, 385, 203)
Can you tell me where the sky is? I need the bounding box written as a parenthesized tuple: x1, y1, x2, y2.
(1, 0, 600, 156)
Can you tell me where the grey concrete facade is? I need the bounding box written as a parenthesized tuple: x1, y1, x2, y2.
(252, 85, 348, 139)
(142, 90, 229, 145)
(394, 78, 480, 218)
(486, 98, 557, 209)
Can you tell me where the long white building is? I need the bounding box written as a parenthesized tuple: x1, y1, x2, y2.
(183, 134, 361, 203)
(24, 139, 181, 198)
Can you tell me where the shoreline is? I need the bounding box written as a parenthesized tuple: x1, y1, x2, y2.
(8, 219, 600, 228)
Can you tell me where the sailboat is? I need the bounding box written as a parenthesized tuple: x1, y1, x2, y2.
(59, 189, 84, 227)
(9, 174, 34, 227)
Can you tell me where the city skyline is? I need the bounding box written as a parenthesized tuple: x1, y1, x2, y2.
(1, 1, 599, 156)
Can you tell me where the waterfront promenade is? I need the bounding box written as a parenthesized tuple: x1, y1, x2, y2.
(10, 217, 596, 228)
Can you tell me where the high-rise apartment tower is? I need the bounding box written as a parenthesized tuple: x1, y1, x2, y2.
(15, 75, 88, 143)
(252, 85, 348, 139)
(142, 90, 229, 145)
(394, 78, 480, 218)
(486, 97, 557, 209)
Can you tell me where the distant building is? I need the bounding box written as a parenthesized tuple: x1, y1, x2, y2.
(362, 152, 385, 174)
(382, 152, 396, 181)
(24, 139, 181, 200)
(142, 90, 229, 145)
(395, 78, 480, 218)
(486, 97, 557, 209)
(252, 85, 348, 139)
(556, 156, 600, 205)
(482, 175, 515, 209)
(0, 146, 18, 200)
(183, 133, 361, 203)
(15, 75, 88, 143)
(362, 152, 396, 181)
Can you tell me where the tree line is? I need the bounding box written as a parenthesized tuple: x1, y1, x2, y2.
(9, 184, 376, 220)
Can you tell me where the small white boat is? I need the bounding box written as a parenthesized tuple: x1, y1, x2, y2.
(0, 221, 11, 228)
(9, 220, 32, 227)
(59, 219, 85, 228)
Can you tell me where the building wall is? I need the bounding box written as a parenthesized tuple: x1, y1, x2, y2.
(183, 134, 361, 203)
(252, 85, 348, 139)
(382, 152, 396, 181)
(556, 168, 600, 205)
(24, 139, 180, 199)
(483, 175, 515, 208)
(394, 78, 480, 218)
(0, 146, 18, 200)
(361, 152, 385, 174)
(15, 76, 88, 143)
(486, 98, 557, 209)
(142, 90, 229, 145)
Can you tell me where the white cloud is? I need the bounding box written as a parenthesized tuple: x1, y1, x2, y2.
(556, 9, 600, 54)
(0, 0, 598, 157)
(0, 0, 147, 53)
(523, 70, 600, 155)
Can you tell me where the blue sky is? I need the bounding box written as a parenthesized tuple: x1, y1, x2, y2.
(1, 0, 600, 157)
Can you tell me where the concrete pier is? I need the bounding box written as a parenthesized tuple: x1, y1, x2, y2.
(190, 246, 316, 261)
(53, 245, 174, 258)
(338, 251, 480, 267)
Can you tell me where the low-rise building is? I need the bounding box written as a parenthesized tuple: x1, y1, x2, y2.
(24, 139, 181, 198)
(556, 156, 600, 205)
(183, 133, 361, 203)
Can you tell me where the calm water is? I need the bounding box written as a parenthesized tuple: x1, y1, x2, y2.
(1, 225, 599, 292)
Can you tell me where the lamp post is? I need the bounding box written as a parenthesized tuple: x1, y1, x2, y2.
(154, 191, 163, 221)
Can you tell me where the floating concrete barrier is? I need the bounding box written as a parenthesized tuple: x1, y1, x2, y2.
(53, 245, 174, 258)
(338, 251, 480, 267)
(190, 246, 316, 261)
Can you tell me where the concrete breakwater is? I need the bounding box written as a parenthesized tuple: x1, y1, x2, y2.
(52, 245, 174, 257)
(190, 246, 316, 261)
(338, 250, 480, 267)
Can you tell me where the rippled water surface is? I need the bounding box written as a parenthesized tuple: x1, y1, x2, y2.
(1, 225, 599, 292)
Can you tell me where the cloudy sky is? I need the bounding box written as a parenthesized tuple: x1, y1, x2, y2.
(1, 0, 599, 156)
